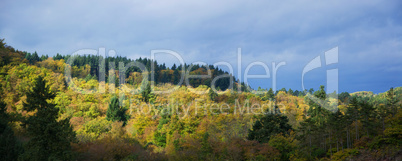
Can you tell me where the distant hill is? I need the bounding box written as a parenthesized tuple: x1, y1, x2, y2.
(350, 91, 375, 97)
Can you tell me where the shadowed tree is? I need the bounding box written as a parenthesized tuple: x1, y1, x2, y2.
(248, 111, 292, 143)
(21, 76, 76, 160)
(0, 94, 22, 160)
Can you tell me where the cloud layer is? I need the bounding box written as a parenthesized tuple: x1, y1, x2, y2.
(1, 0, 401, 93)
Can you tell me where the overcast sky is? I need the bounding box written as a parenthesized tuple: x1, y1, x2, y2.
(1, 0, 401, 93)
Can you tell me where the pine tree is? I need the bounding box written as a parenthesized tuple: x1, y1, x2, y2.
(359, 100, 376, 137)
(288, 88, 294, 96)
(307, 85, 328, 126)
(106, 96, 128, 125)
(387, 87, 398, 117)
(262, 88, 275, 101)
(171, 64, 177, 70)
(346, 97, 360, 141)
(173, 69, 180, 85)
(141, 81, 155, 103)
(21, 76, 76, 160)
(0, 97, 22, 160)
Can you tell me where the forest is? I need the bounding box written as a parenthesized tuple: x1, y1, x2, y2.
(0, 38, 401, 160)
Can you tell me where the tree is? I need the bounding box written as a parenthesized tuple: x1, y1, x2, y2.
(31, 51, 40, 64)
(208, 88, 218, 102)
(141, 81, 155, 103)
(346, 97, 360, 141)
(387, 87, 398, 117)
(262, 88, 275, 101)
(359, 101, 376, 137)
(21, 76, 76, 160)
(306, 85, 329, 126)
(106, 96, 128, 125)
(171, 64, 177, 70)
(288, 88, 294, 96)
(268, 132, 297, 161)
(154, 114, 169, 147)
(0, 97, 22, 160)
(173, 69, 180, 84)
(338, 92, 350, 104)
(248, 112, 292, 143)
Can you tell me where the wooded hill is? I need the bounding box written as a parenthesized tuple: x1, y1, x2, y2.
(0, 39, 401, 160)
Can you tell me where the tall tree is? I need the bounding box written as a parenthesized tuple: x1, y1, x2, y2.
(346, 97, 360, 141)
(0, 97, 22, 160)
(262, 88, 275, 101)
(106, 96, 128, 125)
(173, 69, 180, 85)
(141, 81, 155, 103)
(21, 76, 76, 160)
(359, 101, 376, 137)
(387, 87, 398, 117)
(307, 85, 328, 126)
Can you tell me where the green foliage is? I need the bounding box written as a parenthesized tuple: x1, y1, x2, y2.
(141, 81, 156, 103)
(208, 88, 218, 101)
(331, 148, 359, 161)
(106, 96, 128, 125)
(154, 113, 170, 147)
(268, 132, 297, 161)
(306, 85, 329, 126)
(387, 87, 398, 116)
(338, 92, 350, 103)
(21, 76, 76, 160)
(78, 117, 113, 141)
(248, 113, 293, 143)
(0, 98, 23, 160)
(200, 132, 213, 160)
(262, 88, 275, 101)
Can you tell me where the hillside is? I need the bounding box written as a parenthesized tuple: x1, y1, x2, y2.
(0, 39, 401, 160)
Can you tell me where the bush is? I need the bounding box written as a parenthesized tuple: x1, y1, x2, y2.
(331, 149, 359, 161)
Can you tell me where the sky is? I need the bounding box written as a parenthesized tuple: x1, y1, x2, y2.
(1, 0, 401, 93)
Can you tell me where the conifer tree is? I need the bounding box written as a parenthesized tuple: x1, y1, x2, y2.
(106, 96, 128, 125)
(0, 95, 22, 160)
(22, 76, 76, 160)
(141, 81, 155, 103)
(387, 87, 398, 117)
(208, 88, 218, 102)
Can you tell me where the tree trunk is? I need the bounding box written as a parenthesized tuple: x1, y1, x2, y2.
(355, 121, 359, 140)
(337, 140, 339, 152)
(330, 132, 332, 156)
(346, 129, 348, 149)
(341, 141, 343, 151)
